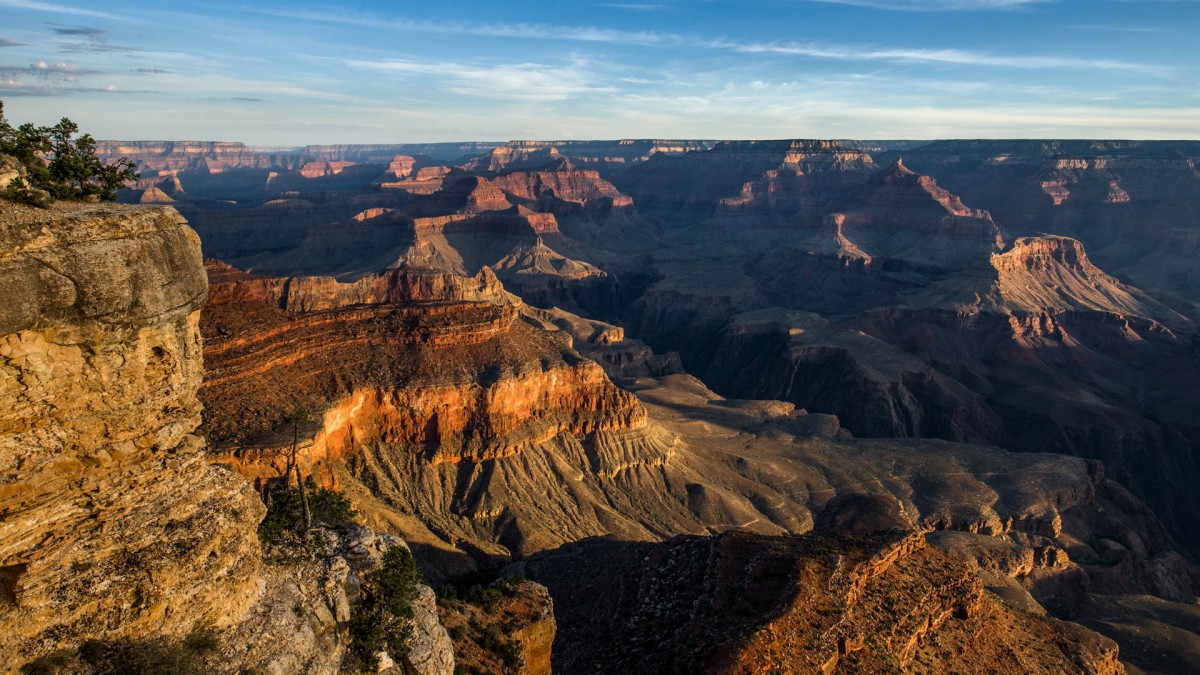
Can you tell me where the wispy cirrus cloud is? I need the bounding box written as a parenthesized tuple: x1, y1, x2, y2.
(51, 24, 145, 53)
(344, 57, 614, 101)
(713, 40, 1166, 74)
(255, 8, 678, 47)
(0, 59, 112, 95)
(0, 38, 29, 47)
(0, 0, 117, 19)
(0, 59, 98, 77)
(267, 8, 1158, 75)
(795, 0, 1049, 10)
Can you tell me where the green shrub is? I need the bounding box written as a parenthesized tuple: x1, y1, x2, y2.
(2, 178, 53, 208)
(257, 480, 357, 556)
(437, 571, 525, 609)
(0, 100, 138, 205)
(349, 545, 422, 672)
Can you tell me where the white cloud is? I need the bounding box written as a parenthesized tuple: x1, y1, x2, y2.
(0, 0, 117, 19)
(344, 58, 614, 101)
(711, 40, 1165, 74)
(261, 8, 1160, 75)
(262, 9, 676, 47)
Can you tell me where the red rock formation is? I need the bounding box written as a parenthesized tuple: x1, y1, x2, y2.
(426, 175, 515, 213)
(820, 159, 1005, 269)
(385, 155, 418, 179)
(299, 160, 357, 178)
(381, 166, 454, 195)
(489, 165, 634, 214)
(205, 261, 505, 312)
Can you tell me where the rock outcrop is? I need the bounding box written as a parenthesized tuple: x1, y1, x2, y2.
(0, 153, 24, 190)
(0, 201, 463, 674)
(437, 579, 555, 675)
(461, 139, 712, 176)
(0, 202, 265, 668)
(200, 262, 686, 562)
(523, 530, 1124, 674)
(200, 256, 1199, 629)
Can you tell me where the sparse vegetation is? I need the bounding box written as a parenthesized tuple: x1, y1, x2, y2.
(257, 478, 356, 561)
(437, 572, 528, 674)
(19, 625, 219, 675)
(0, 100, 138, 207)
(281, 409, 314, 541)
(437, 572, 525, 611)
(347, 545, 422, 672)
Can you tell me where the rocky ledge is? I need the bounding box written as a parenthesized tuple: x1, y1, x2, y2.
(522, 527, 1124, 674)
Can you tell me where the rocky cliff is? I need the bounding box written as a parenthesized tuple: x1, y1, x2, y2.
(460, 139, 713, 176)
(888, 140, 1200, 320)
(0, 202, 265, 667)
(609, 152, 1200, 568)
(200, 258, 1200, 632)
(0, 201, 460, 674)
(200, 262, 687, 563)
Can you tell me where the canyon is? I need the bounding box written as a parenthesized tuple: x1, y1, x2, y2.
(1, 135, 1196, 673)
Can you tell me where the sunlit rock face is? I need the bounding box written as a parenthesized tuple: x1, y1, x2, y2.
(0, 203, 264, 665)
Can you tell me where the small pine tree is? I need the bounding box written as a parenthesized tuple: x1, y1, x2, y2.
(0, 100, 138, 205)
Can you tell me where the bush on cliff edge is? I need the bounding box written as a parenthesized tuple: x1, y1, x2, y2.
(0, 100, 138, 207)
(347, 545, 422, 672)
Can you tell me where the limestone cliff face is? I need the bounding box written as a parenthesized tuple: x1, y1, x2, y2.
(824, 160, 1005, 270)
(459, 139, 712, 176)
(205, 260, 507, 312)
(95, 140, 308, 173)
(0, 203, 264, 666)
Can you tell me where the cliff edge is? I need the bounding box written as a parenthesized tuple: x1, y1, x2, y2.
(0, 202, 266, 666)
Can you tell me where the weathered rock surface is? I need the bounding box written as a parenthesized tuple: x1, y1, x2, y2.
(220, 524, 454, 675)
(0, 203, 265, 669)
(401, 585, 456, 675)
(523, 530, 1125, 674)
(607, 150, 1200, 562)
(0, 153, 24, 190)
(0, 200, 465, 674)
(82, 135, 1200, 672)
(616, 139, 877, 219)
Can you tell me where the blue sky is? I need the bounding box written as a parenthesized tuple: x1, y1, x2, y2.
(1, 0, 1197, 143)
